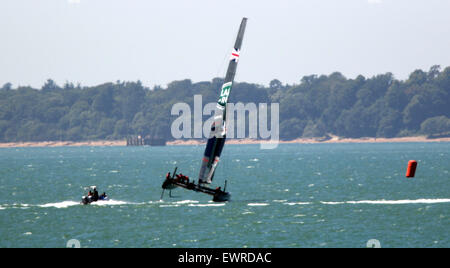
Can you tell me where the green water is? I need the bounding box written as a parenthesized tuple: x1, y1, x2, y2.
(0, 143, 448, 248)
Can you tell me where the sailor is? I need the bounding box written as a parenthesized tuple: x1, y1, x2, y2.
(88, 191, 92, 196)
(215, 187, 222, 193)
(166, 172, 171, 180)
(99, 192, 107, 200)
(178, 174, 188, 184)
(92, 187, 99, 201)
(187, 181, 195, 190)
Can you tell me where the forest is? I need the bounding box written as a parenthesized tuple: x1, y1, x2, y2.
(0, 65, 449, 142)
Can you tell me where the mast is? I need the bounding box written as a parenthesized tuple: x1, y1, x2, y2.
(198, 17, 247, 184)
(217, 17, 248, 110)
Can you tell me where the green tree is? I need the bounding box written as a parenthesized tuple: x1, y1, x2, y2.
(1, 82, 12, 91)
(42, 79, 60, 92)
(420, 116, 450, 135)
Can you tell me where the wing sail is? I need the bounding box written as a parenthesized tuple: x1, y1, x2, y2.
(198, 18, 247, 184)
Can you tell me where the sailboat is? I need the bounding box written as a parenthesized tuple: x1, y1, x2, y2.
(161, 17, 248, 202)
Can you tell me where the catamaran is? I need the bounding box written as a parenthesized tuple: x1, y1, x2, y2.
(161, 17, 248, 202)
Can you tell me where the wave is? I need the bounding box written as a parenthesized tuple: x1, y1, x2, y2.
(158, 200, 225, 208)
(320, 198, 450, 205)
(4, 198, 448, 210)
(38, 199, 133, 208)
(90, 200, 129, 206)
(158, 200, 220, 208)
(284, 202, 311, 206)
(247, 203, 270, 206)
(39, 201, 79, 208)
(159, 204, 180, 207)
(172, 200, 199, 205)
(188, 203, 226, 207)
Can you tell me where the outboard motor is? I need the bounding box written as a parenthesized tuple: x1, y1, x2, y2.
(81, 196, 91, 205)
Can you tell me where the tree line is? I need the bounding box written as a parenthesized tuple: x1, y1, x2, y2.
(0, 65, 449, 142)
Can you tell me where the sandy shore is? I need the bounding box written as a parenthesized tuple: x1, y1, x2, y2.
(168, 136, 450, 146)
(0, 140, 126, 148)
(0, 136, 449, 148)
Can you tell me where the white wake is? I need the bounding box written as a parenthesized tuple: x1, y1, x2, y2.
(320, 198, 450, 205)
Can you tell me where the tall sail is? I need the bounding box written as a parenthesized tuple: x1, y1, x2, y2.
(198, 18, 247, 184)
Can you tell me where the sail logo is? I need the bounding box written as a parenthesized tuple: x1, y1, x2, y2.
(230, 48, 240, 62)
(171, 95, 279, 149)
(217, 82, 232, 107)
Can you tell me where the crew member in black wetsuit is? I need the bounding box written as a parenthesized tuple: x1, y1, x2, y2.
(92, 187, 99, 201)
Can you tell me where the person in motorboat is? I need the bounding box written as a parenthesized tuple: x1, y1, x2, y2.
(92, 187, 99, 202)
(82, 190, 93, 205)
(82, 186, 106, 205)
(99, 192, 108, 201)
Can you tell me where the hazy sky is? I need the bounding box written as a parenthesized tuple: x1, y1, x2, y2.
(1, 0, 450, 89)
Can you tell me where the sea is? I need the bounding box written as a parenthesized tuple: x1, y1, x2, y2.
(0, 143, 448, 248)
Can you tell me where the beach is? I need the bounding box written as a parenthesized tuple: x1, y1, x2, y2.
(0, 136, 449, 148)
(0, 140, 126, 148)
(168, 136, 450, 146)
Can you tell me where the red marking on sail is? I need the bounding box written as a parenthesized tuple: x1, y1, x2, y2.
(230, 48, 240, 62)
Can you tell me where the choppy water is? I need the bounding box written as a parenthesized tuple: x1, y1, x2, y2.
(0, 143, 448, 247)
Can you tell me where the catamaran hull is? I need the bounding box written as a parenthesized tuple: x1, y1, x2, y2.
(213, 191, 231, 202)
(162, 180, 178, 190)
(161, 174, 230, 202)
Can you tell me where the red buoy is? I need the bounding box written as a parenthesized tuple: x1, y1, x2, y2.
(406, 160, 418, 178)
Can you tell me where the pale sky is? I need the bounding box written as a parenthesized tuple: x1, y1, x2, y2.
(1, 0, 450, 89)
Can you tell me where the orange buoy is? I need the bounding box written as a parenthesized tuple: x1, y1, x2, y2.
(406, 160, 418, 178)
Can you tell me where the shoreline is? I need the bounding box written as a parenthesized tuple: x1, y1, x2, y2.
(168, 136, 450, 146)
(0, 136, 449, 148)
